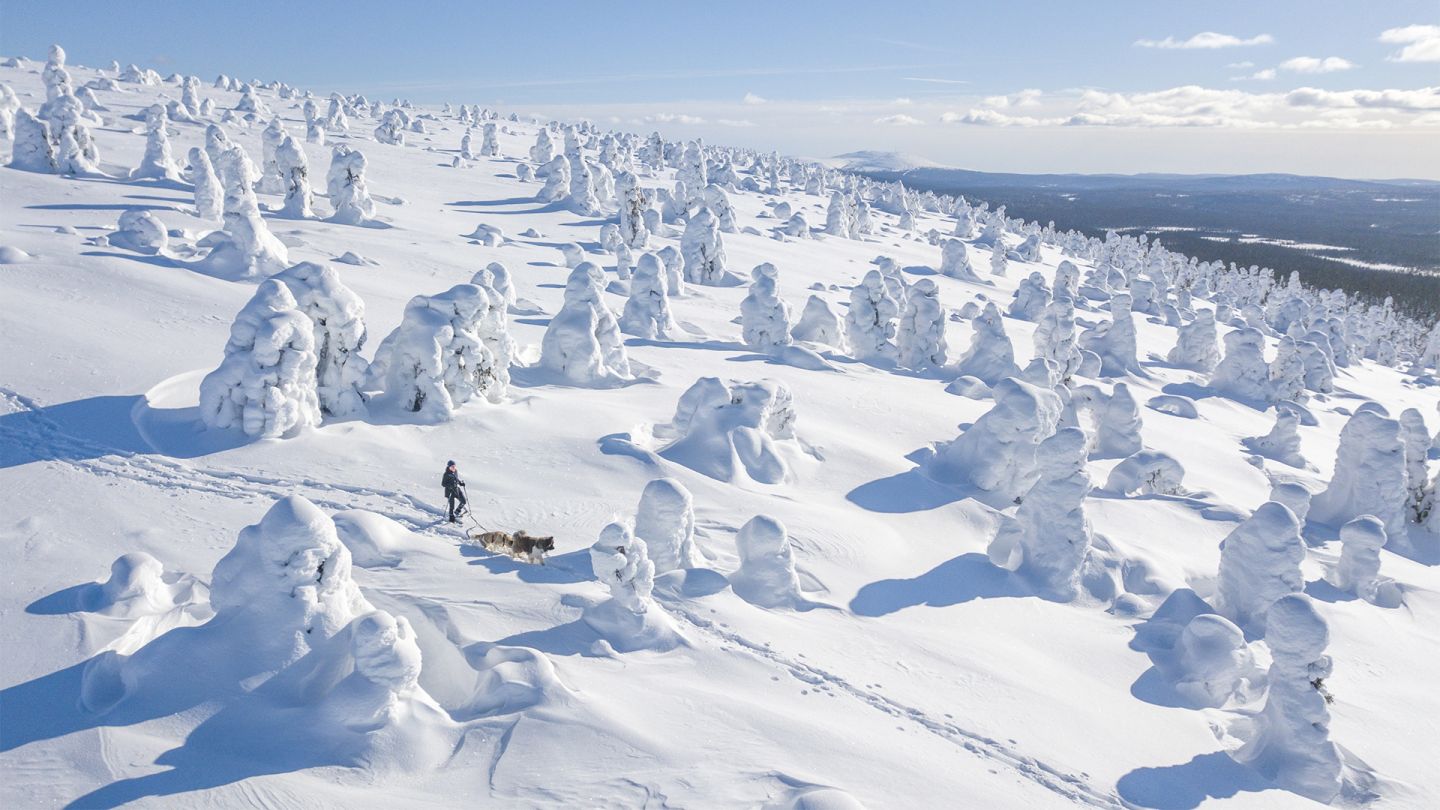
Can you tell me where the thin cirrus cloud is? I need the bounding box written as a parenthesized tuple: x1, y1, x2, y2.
(1135, 32, 1274, 49)
(1379, 24, 1440, 62)
(1279, 56, 1357, 73)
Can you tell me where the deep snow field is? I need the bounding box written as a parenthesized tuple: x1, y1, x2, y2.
(2, 52, 1439, 810)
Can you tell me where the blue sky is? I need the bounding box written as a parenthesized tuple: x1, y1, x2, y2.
(5, 1, 1439, 176)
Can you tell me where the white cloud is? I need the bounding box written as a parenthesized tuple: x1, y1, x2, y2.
(874, 113, 924, 126)
(1380, 24, 1440, 62)
(742, 92, 767, 105)
(1248, 68, 1278, 81)
(1135, 32, 1274, 49)
(716, 118, 756, 127)
(640, 112, 705, 125)
(1285, 86, 1440, 111)
(893, 97, 913, 106)
(941, 109, 1049, 127)
(1279, 56, 1356, 73)
(1227, 61, 1256, 69)
(902, 76, 969, 85)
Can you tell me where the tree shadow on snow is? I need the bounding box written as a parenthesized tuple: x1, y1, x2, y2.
(849, 553, 1028, 617)
(845, 468, 966, 514)
(0, 394, 152, 469)
(1303, 578, 1358, 603)
(460, 544, 592, 585)
(1117, 751, 1276, 809)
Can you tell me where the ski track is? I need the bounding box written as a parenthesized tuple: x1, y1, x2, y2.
(4, 385, 1120, 806)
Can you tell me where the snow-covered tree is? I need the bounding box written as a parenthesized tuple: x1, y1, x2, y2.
(1094, 382, 1143, 459)
(1214, 501, 1305, 637)
(733, 515, 803, 608)
(131, 105, 181, 181)
(662, 377, 797, 484)
(1309, 409, 1407, 539)
(1168, 308, 1221, 372)
(1231, 594, 1343, 803)
(634, 478, 699, 573)
(257, 117, 288, 194)
(590, 521, 655, 614)
(896, 278, 946, 370)
(615, 171, 650, 249)
(1211, 327, 1271, 403)
(1033, 298, 1082, 382)
(955, 302, 1020, 385)
(681, 208, 729, 285)
(824, 191, 851, 237)
(990, 241, 1009, 277)
(740, 263, 792, 352)
(845, 269, 899, 362)
(539, 263, 631, 384)
(939, 239, 982, 282)
(202, 144, 290, 277)
(199, 280, 322, 438)
(188, 146, 223, 221)
(1009, 272, 1051, 320)
(619, 253, 679, 339)
(328, 146, 377, 226)
(537, 155, 570, 203)
(1079, 293, 1140, 377)
(791, 294, 848, 352)
(704, 184, 738, 233)
(1329, 515, 1394, 605)
(1243, 408, 1310, 468)
(932, 377, 1062, 503)
(274, 135, 313, 219)
(273, 261, 370, 418)
(530, 128, 554, 164)
(480, 121, 499, 156)
(1269, 337, 1307, 403)
(988, 427, 1093, 600)
(1399, 407, 1431, 523)
(372, 284, 508, 420)
(565, 150, 601, 215)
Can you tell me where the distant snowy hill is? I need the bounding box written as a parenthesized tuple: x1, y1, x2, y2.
(2, 48, 1439, 810)
(821, 150, 949, 172)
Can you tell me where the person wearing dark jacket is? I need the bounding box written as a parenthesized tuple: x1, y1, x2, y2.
(442, 460, 467, 523)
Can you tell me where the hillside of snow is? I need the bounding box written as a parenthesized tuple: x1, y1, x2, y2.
(2, 49, 1440, 810)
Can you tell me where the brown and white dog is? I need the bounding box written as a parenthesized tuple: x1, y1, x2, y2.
(472, 529, 556, 565)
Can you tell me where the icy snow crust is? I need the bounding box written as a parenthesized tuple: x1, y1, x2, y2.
(1, 55, 1438, 810)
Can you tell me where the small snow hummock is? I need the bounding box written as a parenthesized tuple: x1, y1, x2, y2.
(1157, 612, 1260, 709)
(731, 514, 804, 608)
(199, 280, 321, 438)
(740, 263, 793, 352)
(619, 252, 679, 339)
(931, 377, 1062, 504)
(1308, 409, 1408, 541)
(845, 269, 899, 362)
(539, 263, 632, 385)
(1242, 408, 1310, 469)
(954, 302, 1020, 385)
(791, 294, 848, 353)
(1229, 594, 1344, 803)
(109, 209, 168, 254)
(987, 427, 1093, 600)
(1214, 501, 1305, 638)
(634, 478, 700, 573)
(370, 284, 509, 421)
(661, 377, 798, 484)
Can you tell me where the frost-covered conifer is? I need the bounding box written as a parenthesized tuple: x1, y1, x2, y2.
(1033, 298, 1082, 382)
(480, 121, 499, 156)
(1270, 337, 1308, 403)
(274, 135, 313, 219)
(620, 253, 679, 339)
(1009, 272, 1051, 321)
(0, 83, 21, 140)
(529, 128, 554, 164)
(634, 478, 699, 573)
(328, 146, 377, 226)
(740, 263, 792, 352)
(1329, 516, 1392, 605)
(372, 284, 507, 420)
(9, 110, 57, 173)
(566, 151, 601, 215)
(939, 239, 982, 282)
(590, 521, 655, 614)
(1095, 382, 1143, 459)
(132, 105, 181, 181)
(188, 147, 223, 220)
(703, 184, 738, 233)
(791, 295, 847, 352)
(733, 515, 803, 608)
(1215, 502, 1305, 637)
(1399, 408, 1431, 523)
(615, 171, 650, 249)
(1210, 327, 1271, 403)
(324, 95, 349, 134)
(955, 302, 1020, 385)
(203, 144, 290, 277)
(257, 117, 288, 194)
(1243, 408, 1309, 468)
(1309, 409, 1407, 538)
(1231, 594, 1343, 803)
(896, 278, 947, 370)
(825, 191, 851, 237)
(539, 263, 631, 383)
(273, 262, 370, 418)
(845, 269, 899, 362)
(681, 208, 729, 285)
(990, 241, 1009, 277)
(1168, 308, 1221, 372)
(1079, 293, 1140, 377)
(199, 280, 322, 437)
(988, 428, 1093, 599)
(537, 155, 570, 203)
(932, 377, 1062, 503)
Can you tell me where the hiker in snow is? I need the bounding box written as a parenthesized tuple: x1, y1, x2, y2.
(443, 460, 467, 523)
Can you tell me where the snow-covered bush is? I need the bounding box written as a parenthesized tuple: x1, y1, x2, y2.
(1163, 613, 1257, 708)
(590, 521, 655, 614)
(681, 208, 730, 285)
(845, 270, 899, 362)
(199, 280, 322, 438)
(932, 377, 1062, 504)
(634, 478, 699, 573)
(109, 209, 168, 254)
(328, 146, 377, 226)
(661, 377, 797, 484)
(273, 262, 370, 418)
(896, 278, 946, 370)
(1328, 515, 1397, 606)
(1230, 594, 1343, 803)
(1168, 308, 1221, 371)
(1104, 450, 1186, 496)
(732, 515, 803, 608)
(539, 263, 631, 384)
(954, 303, 1019, 385)
(1308, 409, 1407, 539)
(1214, 501, 1305, 637)
(740, 263, 792, 352)
(619, 252, 678, 339)
(1242, 408, 1309, 468)
(987, 427, 1093, 600)
(791, 294, 847, 352)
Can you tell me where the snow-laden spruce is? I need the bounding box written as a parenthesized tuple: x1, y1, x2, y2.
(188, 146, 223, 221)
(1308, 409, 1407, 540)
(9, 109, 57, 173)
(705, 184, 738, 233)
(275, 135, 313, 219)
(954, 303, 1020, 385)
(732, 515, 804, 608)
(1009, 272, 1050, 321)
(272, 262, 370, 418)
(1160, 613, 1258, 708)
(1168, 308, 1221, 372)
(619, 253, 679, 340)
(1094, 382, 1143, 459)
(529, 128, 554, 164)
(1214, 501, 1305, 638)
(1242, 408, 1310, 468)
(257, 117, 288, 194)
(681, 208, 730, 285)
(791, 294, 848, 352)
(845, 269, 899, 362)
(661, 377, 797, 484)
(1211, 327, 1272, 404)
(740, 263, 792, 352)
(932, 377, 1062, 504)
(987, 427, 1093, 600)
(896, 278, 947, 371)
(939, 239, 983, 283)
(199, 280, 322, 438)
(539, 263, 632, 384)
(201, 144, 290, 278)
(1033, 298, 1082, 382)
(536, 156, 569, 203)
(1079, 293, 1140, 377)
(634, 478, 699, 573)
(328, 145, 378, 226)
(1327, 515, 1398, 606)
(131, 104, 181, 181)
(1399, 407, 1431, 523)
(590, 521, 655, 614)
(615, 171, 650, 250)
(1230, 594, 1344, 803)
(371, 284, 509, 420)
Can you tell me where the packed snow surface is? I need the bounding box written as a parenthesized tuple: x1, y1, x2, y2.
(2, 52, 1439, 810)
